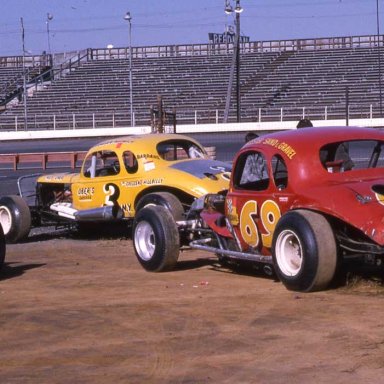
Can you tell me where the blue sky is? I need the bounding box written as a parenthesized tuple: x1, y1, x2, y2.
(0, 0, 381, 56)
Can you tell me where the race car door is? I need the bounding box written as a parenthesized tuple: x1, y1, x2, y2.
(227, 150, 286, 252)
(72, 150, 123, 211)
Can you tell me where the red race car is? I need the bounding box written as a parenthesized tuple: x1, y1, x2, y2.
(132, 126, 384, 292)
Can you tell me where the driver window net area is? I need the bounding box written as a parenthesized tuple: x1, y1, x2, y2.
(235, 151, 270, 191)
(320, 140, 384, 173)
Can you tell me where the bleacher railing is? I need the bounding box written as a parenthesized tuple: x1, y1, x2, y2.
(1, 34, 382, 66)
(90, 34, 384, 60)
(30, 50, 89, 91)
(0, 104, 381, 132)
(0, 50, 90, 107)
(0, 54, 48, 68)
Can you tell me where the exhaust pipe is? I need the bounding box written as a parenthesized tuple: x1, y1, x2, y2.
(50, 203, 123, 221)
(263, 265, 274, 276)
(75, 205, 123, 221)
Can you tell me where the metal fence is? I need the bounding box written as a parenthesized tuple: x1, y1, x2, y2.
(0, 104, 381, 132)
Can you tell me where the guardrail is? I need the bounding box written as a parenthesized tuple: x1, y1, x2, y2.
(0, 151, 87, 170)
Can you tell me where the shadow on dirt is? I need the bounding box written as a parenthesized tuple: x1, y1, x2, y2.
(208, 258, 279, 283)
(15, 222, 131, 244)
(175, 257, 217, 271)
(23, 229, 71, 243)
(188, 257, 384, 293)
(0, 262, 46, 281)
(67, 222, 131, 241)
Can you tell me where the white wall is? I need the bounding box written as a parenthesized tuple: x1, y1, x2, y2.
(1, 117, 383, 141)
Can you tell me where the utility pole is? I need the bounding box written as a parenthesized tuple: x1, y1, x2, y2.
(46, 13, 53, 55)
(377, 0, 383, 117)
(235, 0, 241, 122)
(345, 86, 350, 126)
(223, 0, 243, 123)
(20, 17, 28, 131)
(124, 12, 134, 127)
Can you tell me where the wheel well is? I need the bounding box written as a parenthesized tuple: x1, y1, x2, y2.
(290, 208, 379, 255)
(134, 186, 195, 211)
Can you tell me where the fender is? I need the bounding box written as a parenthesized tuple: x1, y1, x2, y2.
(200, 210, 232, 238)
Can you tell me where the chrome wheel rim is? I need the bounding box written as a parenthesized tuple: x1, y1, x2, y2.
(275, 229, 303, 277)
(0, 205, 12, 235)
(134, 221, 155, 261)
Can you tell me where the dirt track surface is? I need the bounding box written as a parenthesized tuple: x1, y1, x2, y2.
(1, 230, 384, 384)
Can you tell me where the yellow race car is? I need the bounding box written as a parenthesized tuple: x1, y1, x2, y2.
(0, 134, 231, 242)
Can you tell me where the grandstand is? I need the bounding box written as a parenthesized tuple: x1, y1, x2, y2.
(0, 34, 383, 131)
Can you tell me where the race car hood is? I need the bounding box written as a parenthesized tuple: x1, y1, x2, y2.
(295, 179, 384, 245)
(170, 159, 231, 179)
(37, 172, 80, 184)
(167, 159, 232, 196)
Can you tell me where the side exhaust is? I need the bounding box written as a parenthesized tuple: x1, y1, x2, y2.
(75, 206, 123, 221)
(50, 203, 123, 221)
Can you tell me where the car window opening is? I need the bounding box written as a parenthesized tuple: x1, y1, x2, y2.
(157, 140, 206, 161)
(272, 154, 288, 190)
(235, 151, 270, 191)
(83, 151, 120, 178)
(320, 140, 384, 173)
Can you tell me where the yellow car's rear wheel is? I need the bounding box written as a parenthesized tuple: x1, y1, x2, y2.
(0, 195, 31, 243)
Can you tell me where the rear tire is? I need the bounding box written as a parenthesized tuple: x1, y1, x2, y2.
(133, 205, 180, 272)
(0, 195, 31, 243)
(0, 224, 5, 270)
(272, 210, 337, 292)
(135, 192, 184, 221)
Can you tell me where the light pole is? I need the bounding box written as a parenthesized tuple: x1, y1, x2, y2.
(124, 11, 133, 127)
(46, 13, 53, 56)
(234, 0, 243, 123)
(223, 0, 243, 123)
(20, 17, 28, 131)
(377, 0, 383, 117)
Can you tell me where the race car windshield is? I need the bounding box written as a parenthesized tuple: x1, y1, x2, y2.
(157, 140, 206, 161)
(320, 140, 384, 173)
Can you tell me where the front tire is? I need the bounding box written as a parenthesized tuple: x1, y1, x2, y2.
(135, 192, 184, 221)
(0, 195, 31, 243)
(133, 205, 180, 272)
(271, 210, 337, 292)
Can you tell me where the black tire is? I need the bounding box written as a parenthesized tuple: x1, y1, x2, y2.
(271, 210, 337, 292)
(0, 195, 31, 243)
(132, 205, 180, 272)
(0, 224, 5, 270)
(135, 192, 184, 221)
